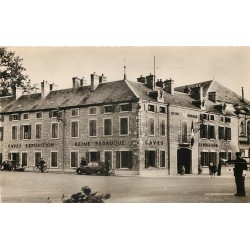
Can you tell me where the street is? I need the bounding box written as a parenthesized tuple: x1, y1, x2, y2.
(0, 170, 249, 203)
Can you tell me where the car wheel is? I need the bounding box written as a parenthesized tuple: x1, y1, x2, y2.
(11, 166, 16, 172)
(76, 169, 82, 175)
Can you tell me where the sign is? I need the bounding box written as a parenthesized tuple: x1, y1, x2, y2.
(75, 140, 125, 147)
(8, 143, 55, 149)
(145, 140, 164, 146)
(199, 142, 218, 148)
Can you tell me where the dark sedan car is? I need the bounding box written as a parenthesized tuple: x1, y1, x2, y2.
(0, 160, 25, 172)
(76, 161, 106, 175)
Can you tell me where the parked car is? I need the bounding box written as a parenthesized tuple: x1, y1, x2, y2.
(0, 160, 25, 172)
(76, 161, 106, 175)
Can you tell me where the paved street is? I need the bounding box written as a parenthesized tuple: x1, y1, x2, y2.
(0, 170, 249, 203)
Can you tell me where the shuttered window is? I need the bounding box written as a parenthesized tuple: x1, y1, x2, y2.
(225, 127, 231, 141)
(120, 117, 129, 135)
(36, 124, 42, 139)
(104, 118, 112, 136)
(20, 125, 31, 140)
(51, 123, 59, 139)
(89, 120, 97, 136)
(71, 121, 79, 138)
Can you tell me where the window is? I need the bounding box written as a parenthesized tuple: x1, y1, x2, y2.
(201, 152, 217, 166)
(89, 120, 97, 137)
(200, 113, 207, 120)
(209, 115, 214, 121)
(104, 151, 113, 169)
(0, 127, 3, 141)
(208, 125, 215, 139)
(12, 126, 18, 140)
(120, 117, 129, 135)
(200, 124, 207, 138)
(20, 125, 31, 139)
(70, 151, 78, 168)
(71, 108, 79, 117)
(71, 121, 79, 138)
(10, 114, 20, 121)
(145, 150, 157, 168)
(36, 112, 43, 119)
(160, 151, 166, 168)
(225, 117, 231, 123)
(148, 104, 155, 112)
(104, 118, 112, 136)
(89, 107, 97, 115)
(87, 151, 100, 162)
(50, 110, 59, 118)
(0, 115, 4, 122)
(104, 105, 114, 113)
(51, 152, 58, 168)
(51, 122, 59, 139)
(159, 119, 166, 136)
(116, 151, 133, 169)
(225, 127, 231, 141)
(181, 121, 187, 142)
(23, 113, 29, 120)
(219, 126, 225, 140)
(159, 106, 166, 113)
(35, 152, 42, 167)
(120, 103, 132, 112)
(240, 121, 245, 135)
(219, 152, 227, 160)
(148, 118, 155, 136)
(36, 124, 42, 139)
(22, 152, 28, 167)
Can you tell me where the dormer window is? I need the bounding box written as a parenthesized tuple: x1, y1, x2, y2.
(10, 114, 21, 121)
(71, 108, 79, 117)
(225, 117, 231, 123)
(120, 103, 132, 112)
(104, 105, 114, 113)
(23, 113, 29, 120)
(148, 104, 156, 112)
(159, 106, 166, 114)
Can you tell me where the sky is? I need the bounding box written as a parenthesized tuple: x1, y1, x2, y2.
(11, 46, 250, 100)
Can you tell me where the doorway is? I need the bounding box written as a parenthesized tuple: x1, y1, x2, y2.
(177, 148, 192, 174)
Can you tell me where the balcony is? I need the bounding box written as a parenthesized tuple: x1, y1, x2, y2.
(239, 134, 249, 143)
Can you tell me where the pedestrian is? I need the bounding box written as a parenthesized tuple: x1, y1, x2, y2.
(105, 159, 110, 176)
(39, 157, 46, 173)
(198, 165, 202, 175)
(209, 162, 217, 178)
(80, 157, 87, 166)
(180, 165, 185, 175)
(217, 159, 222, 176)
(227, 152, 248, 196)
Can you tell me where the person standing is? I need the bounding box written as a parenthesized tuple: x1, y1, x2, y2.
(105, 159, 110, 176)
(217, 159, 222, 176)
(209, 162, 217, 178)
(39, 157, 46, 173)
(81, 157, 87, 166)
(227, 152, 248, 196)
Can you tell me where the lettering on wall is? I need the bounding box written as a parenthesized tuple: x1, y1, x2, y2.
(145, 140, 164, 145)
(199, 143, 218, 148)
(75, 140, 125, 147)
(8, 143, 55, 148)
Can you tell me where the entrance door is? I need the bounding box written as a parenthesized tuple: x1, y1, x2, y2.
(177, 148, 192, 174)
(11, 153, 20, 162)
(35, 152, 42, 166)
(104, 151, 113, 169)
(145, 150, 157, 168)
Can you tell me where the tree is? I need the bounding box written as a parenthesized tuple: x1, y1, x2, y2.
(0, 47, 38, 95)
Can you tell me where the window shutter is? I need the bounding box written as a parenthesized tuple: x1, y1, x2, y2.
(129, 103, 132, 111)
(20, 125, 23, 140)
(8, 153, 11, 160)
(86, 151, 89, 164)
(9, 115, 12, 121)
(100, 106, 104, 114)
(154, 150, 157, 168)
(128, 151, 133, 169)
(116, 151, 120, 169)
(97, 152, 100, 161)
(28, 125, 32, 139)
(112, 105, 116, 112)
(0, 127, 3, 141)
(49, 111, 52, 118)
(0, 115, 4, 122)
(17, 113, 21, 120)
(145, 150, 149, 168)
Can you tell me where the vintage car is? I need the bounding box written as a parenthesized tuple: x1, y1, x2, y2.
(76, 161, 106, 175)
(0, 160, 25, 172)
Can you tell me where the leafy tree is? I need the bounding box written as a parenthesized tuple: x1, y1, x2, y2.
(0, 47, 38, 95)
(63, 186, 111, 203)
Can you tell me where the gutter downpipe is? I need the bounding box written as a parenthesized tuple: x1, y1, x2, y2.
(167, 103, 170, 175)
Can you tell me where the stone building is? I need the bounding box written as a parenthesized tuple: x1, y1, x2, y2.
(0, 74, 245, 176)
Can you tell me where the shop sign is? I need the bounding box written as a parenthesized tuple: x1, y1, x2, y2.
(75, 140, 125, 147)
(145, 140, 164, 145)
(199, 142, 218, 147)
(8, 143, 55, 148)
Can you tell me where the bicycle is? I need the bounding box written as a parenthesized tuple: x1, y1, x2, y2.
(33, 164, 48, 173)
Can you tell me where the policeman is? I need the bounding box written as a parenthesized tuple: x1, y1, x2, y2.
(227, 152, 248, 196)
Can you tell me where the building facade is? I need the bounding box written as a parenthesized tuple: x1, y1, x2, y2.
(0, 74, 246, 175)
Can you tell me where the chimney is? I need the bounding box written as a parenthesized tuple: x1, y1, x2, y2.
(91, 72, 99, 91)
(156, 79, 163, 88)
(242, 87, 244, 102)
(72, 77, 80, 90)
(41, 81, 51, 99)
(146, 73, 155, 90)
(99, 74, 107, 83)
(80, 77, 88, 86)
(163, 78, 174, 95)
(137, 75, 146, 83)
(13, 86, 23, 100)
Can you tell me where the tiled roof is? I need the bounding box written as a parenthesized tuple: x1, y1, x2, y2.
(175, 80, 213, 97)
